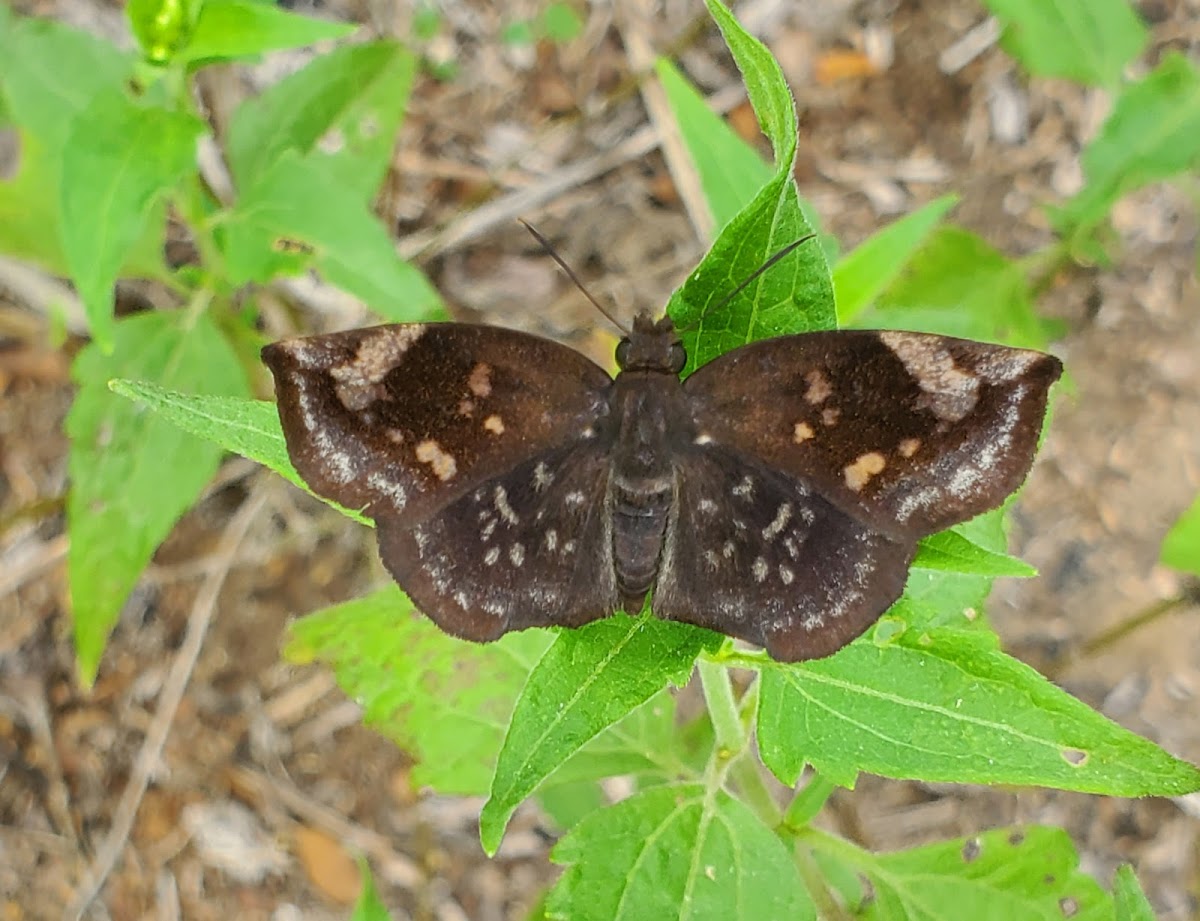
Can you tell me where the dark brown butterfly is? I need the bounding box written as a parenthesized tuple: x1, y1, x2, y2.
(263, 307, 1060, 661)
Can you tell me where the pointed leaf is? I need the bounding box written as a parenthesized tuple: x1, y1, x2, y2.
(835, 195, 958, 324)
(479, 615, 719, 854)
(181, 0, 355, 64)
(227, 41, 415, 203)
(913, 528, 1036, 578)
(60, 92, 202, 348)
(221, 151, 443, 321)
(68, 312, 248, 683)
(757, 630, 1200, 794)
(1161, 493, 1200, 576)
(1113, 865, 1156, 921)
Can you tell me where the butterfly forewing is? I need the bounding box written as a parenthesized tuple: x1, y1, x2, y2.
(683, 330, 1062, 538)
(653, 448, 914, 661)
(262, 323, 613, 521)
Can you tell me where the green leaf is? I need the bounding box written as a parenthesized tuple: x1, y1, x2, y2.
(913, 528, 1036, 578)
(834, 195, 958, 325)
(904, 508, 1011, 623)
(983, 0, 1146, 88)
(666, 0, 835, 374)
(221, 151, 444, 322)
(655, 58, 772, 228)
(1162, 493, 1200, 576)
(0, 16, 144, 275)
(548, 784, 813, 921)
(60, 91, 202, 349)
(501, 19, 536, 46)
(107, 379, 369, 525)
(547, 691, 687, 789)
(0, 15, 133, 146)
(181, 0, 355, 64)
(1055, 55, 1200, 240)
(0, 130, 71, 272)
(757, 629, 1200, 794)
(227, 41, 416, 203)
(479, 615, 719, 855)
(68, 312, 248, 684)
(350, 859, 393, 921)
(287, 588, 551, 795)
(866, 226, 1053, 350)
(818, 825, 1110, 920)
(1113, 864, 1156, 921)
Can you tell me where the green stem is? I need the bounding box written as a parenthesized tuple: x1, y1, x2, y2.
(698, 658, 744, 754)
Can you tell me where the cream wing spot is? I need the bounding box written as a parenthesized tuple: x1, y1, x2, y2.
(415, 440, 457, 481)
(468, 362, 492, 397)
(899, 437, 921, 458)
(483, 414, 505, 434)
(822, 407, 840, 427)
(844, 451, 887, 492)
(804, 369, 832, 404)
(793, 421, 815, 444)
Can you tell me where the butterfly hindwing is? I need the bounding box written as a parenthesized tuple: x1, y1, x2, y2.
(263, 323, 613, 521)
(376, 445, 619, 641)
(653, 448, 914, 661)
(683, 330, 1062, 538)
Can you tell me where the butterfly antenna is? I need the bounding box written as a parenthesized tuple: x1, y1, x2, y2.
(681, 233, 818, 333)
(520, 219, 630, 334)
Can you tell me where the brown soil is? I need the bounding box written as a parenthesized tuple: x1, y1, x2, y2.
(2, 1, 1199, 918)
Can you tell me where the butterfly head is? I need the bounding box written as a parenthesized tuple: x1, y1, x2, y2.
(616, 312, 686, 374)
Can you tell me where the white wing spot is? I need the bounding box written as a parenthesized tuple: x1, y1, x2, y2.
(822, 407, 840, 427)
(779, 565, 795, 585)
(844, 451, 886, 492)
(563, 540, 577, 555)
(483, 414, 505, 434)
(732, 476, 754, 499)
(484, 547, 500, 566)
(694, 433, 714, 445)
(481, 517, 497, 540)
(880, 331, 980, 421)
(534, 462, 554, 491)
(329, 325, 426, 409)
(415, 440, 457, 481)
(762, 503, 792, 541)
(722, 540, 736, 559)
(566, 491, 585, 507)
(510, 543, 525, 567)
(703, 550, 719, 571)
(699, 499, 717, 515)
(366, 470, 407, 506)
(494, 485, 519, 524)
(752, 557, 768, 582)
(454, 591, 470, 610)
(545, 529, 558, 551)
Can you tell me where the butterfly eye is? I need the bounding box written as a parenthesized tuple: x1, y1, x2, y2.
(669, 343, 686, 373)
(615, 338, 632, 369)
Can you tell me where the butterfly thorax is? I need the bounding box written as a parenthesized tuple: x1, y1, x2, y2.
(608, 313, 693, 611)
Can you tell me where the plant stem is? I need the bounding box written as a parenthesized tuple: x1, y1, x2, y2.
(698, 658, 743, 754)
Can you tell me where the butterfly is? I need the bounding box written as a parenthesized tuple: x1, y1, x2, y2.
(262, 293, 1061, 662)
